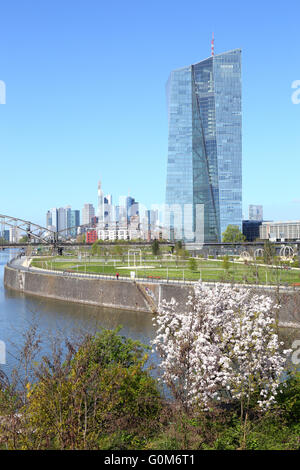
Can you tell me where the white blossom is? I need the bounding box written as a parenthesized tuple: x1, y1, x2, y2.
(152, 283, 292, 411)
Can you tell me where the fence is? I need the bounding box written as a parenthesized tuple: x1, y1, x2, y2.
(6, 256, 300, 292)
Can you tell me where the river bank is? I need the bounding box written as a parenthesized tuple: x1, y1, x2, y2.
(4, 256, 300, 328)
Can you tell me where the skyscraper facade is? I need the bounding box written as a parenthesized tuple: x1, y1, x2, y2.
(69, 209, 80, 237)
(97, 179, 104, 224)
(82, 203, 95, 226)
(165, 48, 242, 242)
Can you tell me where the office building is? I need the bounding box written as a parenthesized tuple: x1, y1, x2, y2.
(57, 206, 71, 234)
(69, 210, 80, 238)
(260, 221, 300, 241)
(97, 179, 104, 224)
(104, 194, 113, 224)
(249, 205, 263, 221)
(0, 230, 9, 242)
(242, 220, 262, 242)
(82, 203, 95, 226)
(165, 47, 242, 242)
(47, 208, 58, 232)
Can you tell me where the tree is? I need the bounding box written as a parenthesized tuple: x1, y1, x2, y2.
(113, 245, 124, 258)
(222, 225, 245, 243)
(222, 255, 230, 272)
(151, 239, 160, 256)
(175, 241, 183, 251)
(19, 235, 28, 243)
(152, 283, 291, 448)
(263, 240, 276, 265)
(188, 258, 197, 272)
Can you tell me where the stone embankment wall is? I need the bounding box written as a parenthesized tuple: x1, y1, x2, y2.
(4, 264, 300, 327)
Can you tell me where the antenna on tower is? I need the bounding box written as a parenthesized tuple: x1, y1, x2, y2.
(211, 32, 215, 56)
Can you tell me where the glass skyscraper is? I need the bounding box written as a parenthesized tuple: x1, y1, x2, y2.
(165, 49, 242, 242)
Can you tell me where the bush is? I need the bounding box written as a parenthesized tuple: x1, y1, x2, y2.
(8, 329, 162, 450)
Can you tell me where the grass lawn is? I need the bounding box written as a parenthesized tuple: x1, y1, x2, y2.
(30, 257, 300, 285)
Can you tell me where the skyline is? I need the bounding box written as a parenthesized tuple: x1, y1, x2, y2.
(0, 0, 300, 227)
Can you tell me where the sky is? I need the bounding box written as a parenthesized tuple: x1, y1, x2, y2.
(0, 0, 299, 227)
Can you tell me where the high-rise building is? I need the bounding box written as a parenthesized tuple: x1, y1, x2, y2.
(104, 194, 113, 224)
(165, 48, 242, 242)
(69, 210, 80, 237)
(47, 208, 58, 231)
(97, 179, 104, 224)
(46, 207, 79, 237)
(57, 206, 71, 234)
(118, 196, 139, 223)
(249, 205, 263, 221)
(82, 203, 95, 226)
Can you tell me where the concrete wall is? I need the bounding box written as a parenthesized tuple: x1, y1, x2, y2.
(4, 265, 300, 327)
(4, 265, 154, 313)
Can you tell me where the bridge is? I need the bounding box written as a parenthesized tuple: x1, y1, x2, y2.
(0, 213, 94, 249)
(1, 214, 300, 257)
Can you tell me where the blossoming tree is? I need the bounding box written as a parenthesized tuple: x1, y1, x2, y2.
(152, 282, 291, 444)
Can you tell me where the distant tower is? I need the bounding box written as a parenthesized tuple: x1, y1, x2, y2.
(97, 179, 104, 224)
(211, 32, 215, 56)
(249, 205, 263, 221)
(82, 203, 95, 226)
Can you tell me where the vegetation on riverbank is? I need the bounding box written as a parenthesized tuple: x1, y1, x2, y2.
(0, 325, 299, 450)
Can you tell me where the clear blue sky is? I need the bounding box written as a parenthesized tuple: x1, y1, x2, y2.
(0, 0, 299, 226)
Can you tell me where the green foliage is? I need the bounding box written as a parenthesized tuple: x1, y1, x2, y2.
(188, 258, 197, 272)
(176, 248, 189, 259)
(222, 255, 230, 271)
(222, 225, 246, 243)
(1, 328, 300, 450)
(276, 370, 300, 428)
(263, 240, 276, 265)
(15, 328, 162, 450)
(175, 241, 183, 250)
(112, 245, 124, 257)
(151, 239, 160, 256)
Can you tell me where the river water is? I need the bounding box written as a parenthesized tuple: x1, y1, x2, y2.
(1, 249, 299, 382)
(0, 249, 157, 379)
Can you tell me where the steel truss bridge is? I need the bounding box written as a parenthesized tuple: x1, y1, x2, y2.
(1, 214, 300, 254)
(0, 213, 92, 249)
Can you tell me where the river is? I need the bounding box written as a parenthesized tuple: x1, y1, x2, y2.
(0, 249, 157, 379)
(1, 248, 299, 383)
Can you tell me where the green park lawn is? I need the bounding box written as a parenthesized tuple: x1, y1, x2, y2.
(30, 256, 300, 286)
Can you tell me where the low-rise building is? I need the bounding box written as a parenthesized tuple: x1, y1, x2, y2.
(260, 221, 300, 241)
(86, 230, 98, 244)
(242, 220, 262, 242)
